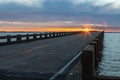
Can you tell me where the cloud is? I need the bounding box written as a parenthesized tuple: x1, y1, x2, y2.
(71, 0, 120, 13)
(0, 0, 120, 14)
(72, 0, 92, 4)
(92, 0, 114, 6)
(1, 11, 120, 26)
(0, 0, 45, 7)
(0, 21, 24, 25)
(0, 0, 120, 26)
(110, 2, 120, 9)
(0, 20, 79, 27)
(72, 0, 120, 8)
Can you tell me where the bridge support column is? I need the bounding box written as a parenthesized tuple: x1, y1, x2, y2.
(52, 33, 55, 38)
(33, 34, 37, 40)
(7, 35, 11, 44)
(39, 34, 43, 39)
(26, 34, 30, 41)
(48, 33, 52, 38)
(81, 45, 95, 80)
(44, 33, 48, 39)
(94, 39, 101, 61)
(17, 35, 22, 43)
(90, 41, 99, 70)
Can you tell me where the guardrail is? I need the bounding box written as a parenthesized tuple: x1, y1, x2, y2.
(81, 31, 104, 80)
(0, 32, 80, 46)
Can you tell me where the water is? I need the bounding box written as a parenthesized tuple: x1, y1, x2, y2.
(98, 33, 120, 77)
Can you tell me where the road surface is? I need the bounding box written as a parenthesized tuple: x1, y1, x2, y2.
(0, 32, 100, 77)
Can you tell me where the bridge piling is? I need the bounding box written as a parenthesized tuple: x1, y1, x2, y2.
(90, 41, 98, 70)
(81, 45, 95, 80)
(33, 34, 37, 40)
(7, 35, 11, 44)
(16, 35, 22, 43)
(26, 34, 30, 41)
(81, 31, 104, 80)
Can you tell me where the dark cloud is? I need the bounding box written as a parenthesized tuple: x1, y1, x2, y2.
(0, 0, 120, 26)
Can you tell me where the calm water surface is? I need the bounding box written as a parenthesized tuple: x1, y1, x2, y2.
(98, 33, 120, 77)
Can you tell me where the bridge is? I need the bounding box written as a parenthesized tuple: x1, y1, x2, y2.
(0, 31, 104, 80)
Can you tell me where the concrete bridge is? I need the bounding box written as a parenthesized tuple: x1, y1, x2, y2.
(0, 31, 104, 80)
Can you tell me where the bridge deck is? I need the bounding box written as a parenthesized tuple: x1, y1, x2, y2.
(0, 32, 100, 75)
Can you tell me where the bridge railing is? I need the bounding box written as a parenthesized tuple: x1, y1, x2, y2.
(80, 31, 104, 80)
(0, 32, 80, 46)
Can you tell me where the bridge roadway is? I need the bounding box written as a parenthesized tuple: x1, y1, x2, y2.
(0, 32, 100, 79)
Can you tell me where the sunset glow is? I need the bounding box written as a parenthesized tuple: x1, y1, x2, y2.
(0, 23, 99, 32)
(0, 27, 98, 32)
(83, 28, 90, 32)
(81, 24, 96, 35)
(82, 28, 91, 36)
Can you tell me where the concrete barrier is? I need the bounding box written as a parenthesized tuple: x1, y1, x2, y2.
(96, 76, 120, 80)
(7, 35, 11, 44)
(17, 35, 22, 43)
(81, 45, 96, 80)
(0, 32, 80, 46)
(90, 41, 98, 70)
(81, 31, 104, 80)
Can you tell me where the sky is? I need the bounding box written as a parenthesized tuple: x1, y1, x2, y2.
(0, 0, 120, 31)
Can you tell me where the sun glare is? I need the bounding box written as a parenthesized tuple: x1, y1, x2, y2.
(82, 28, 91, 36)
(84, 28, 90, 32)
(82, 24, 94, 36)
